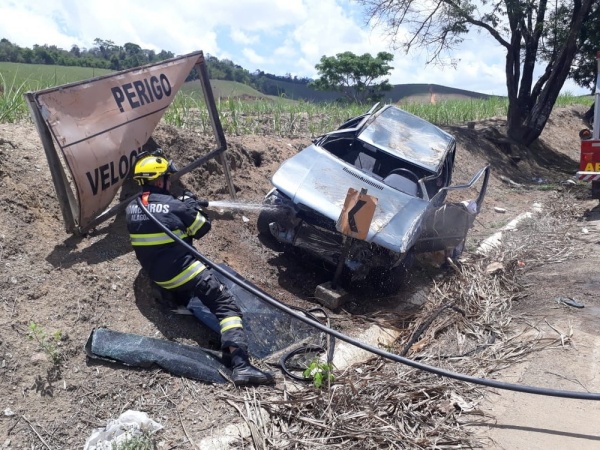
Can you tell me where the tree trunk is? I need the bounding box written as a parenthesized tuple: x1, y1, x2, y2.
(507, 0, 594, 146)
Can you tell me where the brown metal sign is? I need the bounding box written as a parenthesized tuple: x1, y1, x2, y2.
(30, 51, 202, 229)
(336, 188, 378, 240)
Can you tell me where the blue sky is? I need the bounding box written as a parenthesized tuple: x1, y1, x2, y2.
(0, 0, 589, 96)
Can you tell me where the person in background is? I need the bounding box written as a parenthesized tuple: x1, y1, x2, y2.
(584, 102, 595, 129)
(125, 150, 275, 387)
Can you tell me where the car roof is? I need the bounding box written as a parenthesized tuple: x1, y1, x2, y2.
(358, 105, 455, 173)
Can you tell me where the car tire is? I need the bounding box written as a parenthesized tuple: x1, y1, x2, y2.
(257, 190, 293, 235)
(256, 201, 289, 252)
(257, 207, 288, 236)
(256, 209, 274, 235)
(372, 250, 415, 295)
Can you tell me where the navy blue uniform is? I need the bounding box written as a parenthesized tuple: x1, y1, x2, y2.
(125, 185, 247, 351)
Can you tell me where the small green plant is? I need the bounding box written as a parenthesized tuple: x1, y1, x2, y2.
(112, 433, 156, 450)
(303, 359, 334, 388)
(489, 219, 509, 229)
(0, 72, 30, 123)
(27, 321, 62, 365)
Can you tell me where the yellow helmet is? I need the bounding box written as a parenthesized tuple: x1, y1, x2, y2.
(132, 155, 177, 185)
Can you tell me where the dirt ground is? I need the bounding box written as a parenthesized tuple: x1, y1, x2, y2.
(0, 103, 598, 449)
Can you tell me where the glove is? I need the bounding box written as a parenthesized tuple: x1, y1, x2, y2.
(178, 191, 209, 209)
(178, 190, 196, 201)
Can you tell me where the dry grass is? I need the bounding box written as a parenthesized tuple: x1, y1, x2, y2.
(219, 192, 587, 449)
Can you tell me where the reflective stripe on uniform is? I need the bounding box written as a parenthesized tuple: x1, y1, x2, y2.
(130, 229, 188, 246)
(155, 260, 206, 289)
(220, 316, 243, 333)
(187, 212, 207, 236)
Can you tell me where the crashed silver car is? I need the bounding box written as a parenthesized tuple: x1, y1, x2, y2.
(258, 103, 490, 292)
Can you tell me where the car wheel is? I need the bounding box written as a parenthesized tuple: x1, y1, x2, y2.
(256, 194, 299, 251)
(257, 190, 293, 235)
(257, 206, 294, 236)
(372, 250, 415, 295)
(257, 208, 277, 235)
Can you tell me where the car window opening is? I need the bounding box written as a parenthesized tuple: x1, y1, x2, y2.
(321, 136, 435, 197)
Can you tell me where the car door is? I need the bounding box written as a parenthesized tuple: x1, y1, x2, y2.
(413, 165, 490, 253)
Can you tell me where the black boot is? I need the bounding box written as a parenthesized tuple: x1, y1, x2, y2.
(230, 348, 275, 386)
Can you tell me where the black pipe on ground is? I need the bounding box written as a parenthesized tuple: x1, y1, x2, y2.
(137, 197, 600, 401)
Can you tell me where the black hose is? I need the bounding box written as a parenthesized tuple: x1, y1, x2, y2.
(137, 197, 600, 401)
(279, 344, 328, 381)
(278, 306, 336, 381)
(301, 306, 335, 364)
(401, 303, 456, 356)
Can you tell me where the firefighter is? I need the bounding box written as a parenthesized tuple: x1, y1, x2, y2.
(125, 151, 275, 387)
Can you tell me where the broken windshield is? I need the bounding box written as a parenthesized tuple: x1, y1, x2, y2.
(358, 106, 454, 173)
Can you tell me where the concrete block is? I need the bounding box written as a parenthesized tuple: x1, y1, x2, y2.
(330, 324, 401, 370)
(314, 281, 351, 310)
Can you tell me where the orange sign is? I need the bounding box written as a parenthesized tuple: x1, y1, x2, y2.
(336, 188, 378, 240)
(31, 51, 202, 229)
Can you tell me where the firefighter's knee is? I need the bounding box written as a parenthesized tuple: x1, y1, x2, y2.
(194, 272, 224, 299)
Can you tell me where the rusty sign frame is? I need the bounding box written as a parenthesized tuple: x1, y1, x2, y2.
(25, 51, 236, 235)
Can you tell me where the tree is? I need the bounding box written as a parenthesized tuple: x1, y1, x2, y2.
(356, 0, 595, 146)
(310, 51, 394, 103)
(70, 45, 81, 58)
(0, 37, 177, 70)
(541, 2, 600, 93)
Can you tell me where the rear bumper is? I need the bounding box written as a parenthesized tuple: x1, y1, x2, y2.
(577, 171, 600, 181)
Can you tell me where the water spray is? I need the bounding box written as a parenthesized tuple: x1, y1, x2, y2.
(207, 199, 287, 213)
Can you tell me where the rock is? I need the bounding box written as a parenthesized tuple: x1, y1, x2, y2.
(485, 262, 504, 274)
(30, 352, 49, 364)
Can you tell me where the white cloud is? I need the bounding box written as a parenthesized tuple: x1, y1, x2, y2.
(290, 0, 375, 60)
(243, 47, 267, 65)
(231, 30, 260, 46)
(273, 39, 297, 58)
(0, 2, 82, 50)
(0, 0, 590, 96)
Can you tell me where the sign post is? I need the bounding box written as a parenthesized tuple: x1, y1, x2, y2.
(26, 50, 232, 234)
(331, 188, 378, 288)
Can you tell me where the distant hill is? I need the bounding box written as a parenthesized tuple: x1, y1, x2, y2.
(206, 77, 498, 104)
(252, 77, 344, 102)
(0, 40, 499, 103)
(386, 83, 496, 103)
(1, 60, 497, 105)
(183, 79, 268, 99)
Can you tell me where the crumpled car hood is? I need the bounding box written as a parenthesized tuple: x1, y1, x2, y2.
(271, 144, 431, 253)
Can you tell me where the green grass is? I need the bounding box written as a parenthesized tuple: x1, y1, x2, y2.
(0, 62, 594, 138)
(0, 62, 114, 123)
(0, 61, 113, 90)
(0, 72, 29, 123)
(489, 219, 509, 229)
(184, 79, 268, 99)
(112, 433, 156, 449)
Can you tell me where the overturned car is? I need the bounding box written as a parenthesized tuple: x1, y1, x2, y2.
(258, 103, 490, 293)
